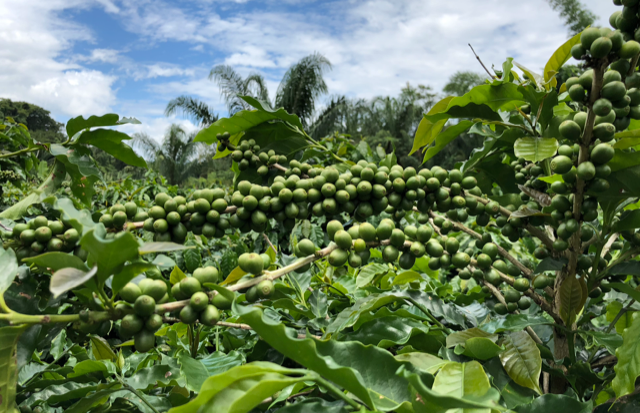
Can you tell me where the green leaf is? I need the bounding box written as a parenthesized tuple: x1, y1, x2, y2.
(394, 352, 448, 374)
(80, 224, 140, 284)
(543, 30, 583, 87)
(514, 394, 592, 413)
(138, 242, 194, 255)
(125, 364, 181, 390)
(399, 367, 504, 413)
(356, 263, 388, 288)
(341, 316, 429, 348)
(177, 353, 210, 392)
(50, 266, 98, 298)
(423, 121, 475, 163)
(499, 331, 542, 395)
(50, 144, 102, 206)
(275, 398, 349, 413)
(220, 266, 248, 286)
(54, 197, 96, 235)
(90, 335, 116, 361)
(612, 210, 640, 233)
(21, 382, 100, 407)
(195, 101, 306, 145)
(559, 275, 584, 326)
(241, 96, 305, 130)
(410, 97, 454, 155)
(609, 282, 640, 302)
(534, 257, 567, 274)
(64, 383, 121, 413)
(609, 149, 640, 172)
(0, 247, 18, 296)
(111, 263, 155, 294)
(23, 252, 89, 271)
(0, 325, 27, 413)
(167, 362, 305, 413)
(432, 361, 492, 412)
(446, 328, 498, 348)
(66, 113, 140, 138)
(513, 137, 558, 163)
(463, 338, 503, 361)
(76, 129, 146, 168)
(200, 351, 245, 377)
(170, 265, 187, 285)
(234, 303, 415, 411)
(579, 330, 622, 354)
(606, 301, 634, 334)
(613, 314, 640, 398)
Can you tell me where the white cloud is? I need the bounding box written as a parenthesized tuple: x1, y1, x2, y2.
(0, 0, 118, 118)
(138, 64, 196, 80)
(80, 48, 121, 63)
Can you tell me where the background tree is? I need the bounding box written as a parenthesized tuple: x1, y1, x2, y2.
(547, 0, 596, 35)
(132, 124, 224, 186)
(0, 99, 65, 143)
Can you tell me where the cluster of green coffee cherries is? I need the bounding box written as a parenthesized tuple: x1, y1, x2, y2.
(116, 266, 227, 352)
(99, 201, 150, 232)
(10, 215, 83, 260)
(230, 138, 286, 175)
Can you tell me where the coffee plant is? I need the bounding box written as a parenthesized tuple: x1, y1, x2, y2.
(5, 4, 640, 412)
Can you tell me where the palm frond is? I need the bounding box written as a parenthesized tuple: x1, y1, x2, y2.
(131, 132, 160, 161)
(275, 52, 332, 127)
(165, 96, 218, 127)
(210, 65, 250, 115)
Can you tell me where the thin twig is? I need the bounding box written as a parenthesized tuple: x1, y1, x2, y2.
(468, 44, 496, 79)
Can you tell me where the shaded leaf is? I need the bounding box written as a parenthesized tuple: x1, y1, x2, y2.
(139, 242, 194, 255)
(90, 336, 115, 361)
(499, 331, 542, 395)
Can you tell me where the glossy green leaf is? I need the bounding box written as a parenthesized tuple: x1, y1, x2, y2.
(235, 303, 414, 411)
(75, 128, 146, 168)
(579, 330, 622, 354)
(543, 30, 583, 87)
(399, 366, 504, 413)
(167, 362, 305, 413)
(241, 96, 305, 131)
(462, 338, 503, 361)
(90, 336, 115, 361)
(0, 326, 27, 413)
(276, 398, 349, 413)
(200, 351, 245, 377)
(23, 252, 89, 271)
(50, 266, 98, 298)
(410, 97, 453, 155)
(342, 316, 429, 348)
(559, 274, 584, 326)
(356, 263, 388, 288)
(80, 224, 140, 284)
(423, 121, 475, 163)
(138, 242, 195, 255)
(446, 328, 498, 348)
(513, 137, 558, 163)
(125, 364, 181, 390)
(606, 301, 634, 335)
(177, 353, 210, 392)
(0, 247, 18, 296)
(395, 352, 448, 374)
(432, 361, 492, 412)
(170, 265, 187, 285)
(21, 382, 99, 407)
(514, 394, 592, 413)
(66, 113, 139, 138)
(499, 331, 542, 395)
(327, 289, 467, 336)
(111, 263, 156, 294)
(612, 210, 640, 233)
(220, 266, 248, 286)
(64, 383, 121, 413)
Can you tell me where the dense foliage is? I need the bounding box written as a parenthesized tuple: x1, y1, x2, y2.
(4, 2, 640, 413)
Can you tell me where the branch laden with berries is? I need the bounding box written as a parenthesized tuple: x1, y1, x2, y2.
(4, 3, 640, 412)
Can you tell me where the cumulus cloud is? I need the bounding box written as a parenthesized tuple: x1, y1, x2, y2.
(80, 48, 121, 63)
(0, 0, 117, 119)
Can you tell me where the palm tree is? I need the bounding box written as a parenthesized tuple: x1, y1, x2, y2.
(165, 53, 332, 127)
(209, 65, 270, 115)
(165, 96, 219, 127)
(132, 125, 210, 185)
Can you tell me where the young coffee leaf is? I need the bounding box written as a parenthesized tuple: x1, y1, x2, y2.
(613, 314, 640, 398)
(50, 266, 98, 298)
(499, 331, 542, 395)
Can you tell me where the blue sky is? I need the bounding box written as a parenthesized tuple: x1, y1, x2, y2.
(1, 0, 618, 141)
